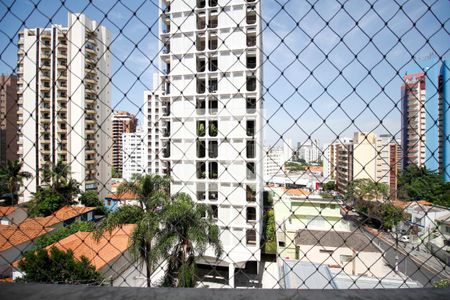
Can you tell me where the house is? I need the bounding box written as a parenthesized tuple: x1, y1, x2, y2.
(403, 201, 449, 234)
(0, 206, 27, 225)
(427, 213, 450, 265)
(274, 188, 352, 255)
(0, 223, 53, 278)
(278, 229, 394, 278)
(104, 192, 140, 212)
(0, 205, 96, 278)
(279, 260, 421, 289)
(12, 224, 164, 287)
(19, 206, 97, 229)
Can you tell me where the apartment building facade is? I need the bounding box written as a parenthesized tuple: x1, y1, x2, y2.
(401, 61, 449, 182)
(157, 0, 263, 285)
(143, 87, 164, 176)
(122, 128, 146, 181)
(333, 133, 400, 198)
(0, 75, 18, 165)
(401, 72, 427, 170)
(17, 13, 112, 202)
(112, 111, 138, 177)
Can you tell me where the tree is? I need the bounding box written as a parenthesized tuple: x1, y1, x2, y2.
(397, 165, 449, 206)
(18, 247, 102, 284)
(32, 220, 95, 250)
(323, 181, 336, 191)
(0, 160, 32, 204)
(345, 179, 389, 205)
(96, 174, 170, 287)
(152, 193, 222, 287)
(41, 161, 80, 201)
(28, 162, 81, 217)
(79, 191, 107, 215)
(263, 209, 276, 254)
(27, 188, 64, 217)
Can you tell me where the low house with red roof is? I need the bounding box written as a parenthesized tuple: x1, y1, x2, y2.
(0, 223, 54, 278)
(0, 206, 27, 225)
(104, 192, 140, 212)
(11, 224, 162, 287)
(0, 205, 96, 279)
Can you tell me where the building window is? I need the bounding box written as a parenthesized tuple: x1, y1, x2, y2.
(211, 205, 218, 219)
(246, 207, 256, 222)
(246, 229, 256, 245)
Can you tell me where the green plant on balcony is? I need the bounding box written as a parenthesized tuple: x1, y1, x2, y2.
(209, 122, 217, 136)
(197, 122, 205, 136)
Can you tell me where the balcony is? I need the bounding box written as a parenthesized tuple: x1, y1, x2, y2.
(197, 141, 206, 158)
(246, 229, 257, 246)
(197, 162, 206, 179)
(209, 120, 218, 137)
(246, 140, 255, 158)
(208, 141, 218, 158)
(246, 207, 256, 223)
(246, 9, 257, 25)
(197, 0, 206, 9)
(209, 162, 218, 179)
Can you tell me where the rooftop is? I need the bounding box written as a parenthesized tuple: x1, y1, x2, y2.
(294, 229, 379, 252)
(0, 206, 18, 216)
(0, 224, 53, 252)
(280, 260, 421, 289)
(14, 224, 135, 271)
(105, 191, 140, 201)
(19, 206, 96, 228)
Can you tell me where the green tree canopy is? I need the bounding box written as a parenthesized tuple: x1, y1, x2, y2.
(32, 220, 95, 250)
(18, 247, 102, 284)
(397, 165, 449, 206)
(0, 160, 31, 203)
(152, 193, 223, 287)
(96, 174, 170, 287)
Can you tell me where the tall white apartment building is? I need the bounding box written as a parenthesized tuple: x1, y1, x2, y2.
(122, 128, 146, 181)
(298, 139, 321, 163)
(322, 143, 335, 180)
(17, 13, 112, 202)
(143, 85, 164, 176)
(263, 146, 284, 177)
(157, 0, 263, 285)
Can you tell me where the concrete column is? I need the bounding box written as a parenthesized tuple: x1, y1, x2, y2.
(228, 263, 235, 288)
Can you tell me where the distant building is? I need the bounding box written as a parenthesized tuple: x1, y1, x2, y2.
(263, 146, 284, 177)
(298, 139, 321, 163)
(122, 128, 146, 181)
(112, 111, 138, 177)
(17, 13, 112, 202)
(322, 143, 335, 180)
(143, 88, 163, 176)
(331, 133, 400, 197)
(0, 75, 18, 165)
(401, 61, 449, 182)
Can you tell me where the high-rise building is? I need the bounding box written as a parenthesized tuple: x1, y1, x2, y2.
(263, 146, 284, 177)
(322, 143, 335, 180)
(112, 111, 138, 177)
(401, 73, 427, 169)
(143, 88, 164, 176)
(0, 75, 18, 165)
(122, 128, 146, 181)
(17, 13, 112, 202)
(298, 139, 321, 163)
(157, 0, 263, 285)
(401, 61, 449, 182)
(377, 134, 401, 199)
(334, 139, 353, 194)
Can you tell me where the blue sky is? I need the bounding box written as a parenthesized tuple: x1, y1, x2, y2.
(0, 0, 449, 147)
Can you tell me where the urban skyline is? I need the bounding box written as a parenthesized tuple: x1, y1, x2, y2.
(0, 0, 448, 144)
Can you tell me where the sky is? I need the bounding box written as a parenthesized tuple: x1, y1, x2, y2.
(0, 0, 449, 147)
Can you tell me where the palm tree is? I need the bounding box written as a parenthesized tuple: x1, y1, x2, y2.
(151, 193, 222, 287)
(40, 161, 80, 203)
(96, 174, 170, 287)
(0, 160, 32, 203)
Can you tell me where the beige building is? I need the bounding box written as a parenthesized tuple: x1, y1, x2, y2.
(333, 133, 400, 198)
(0, 75, 18, 164)
(17, 13, 112, 202)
